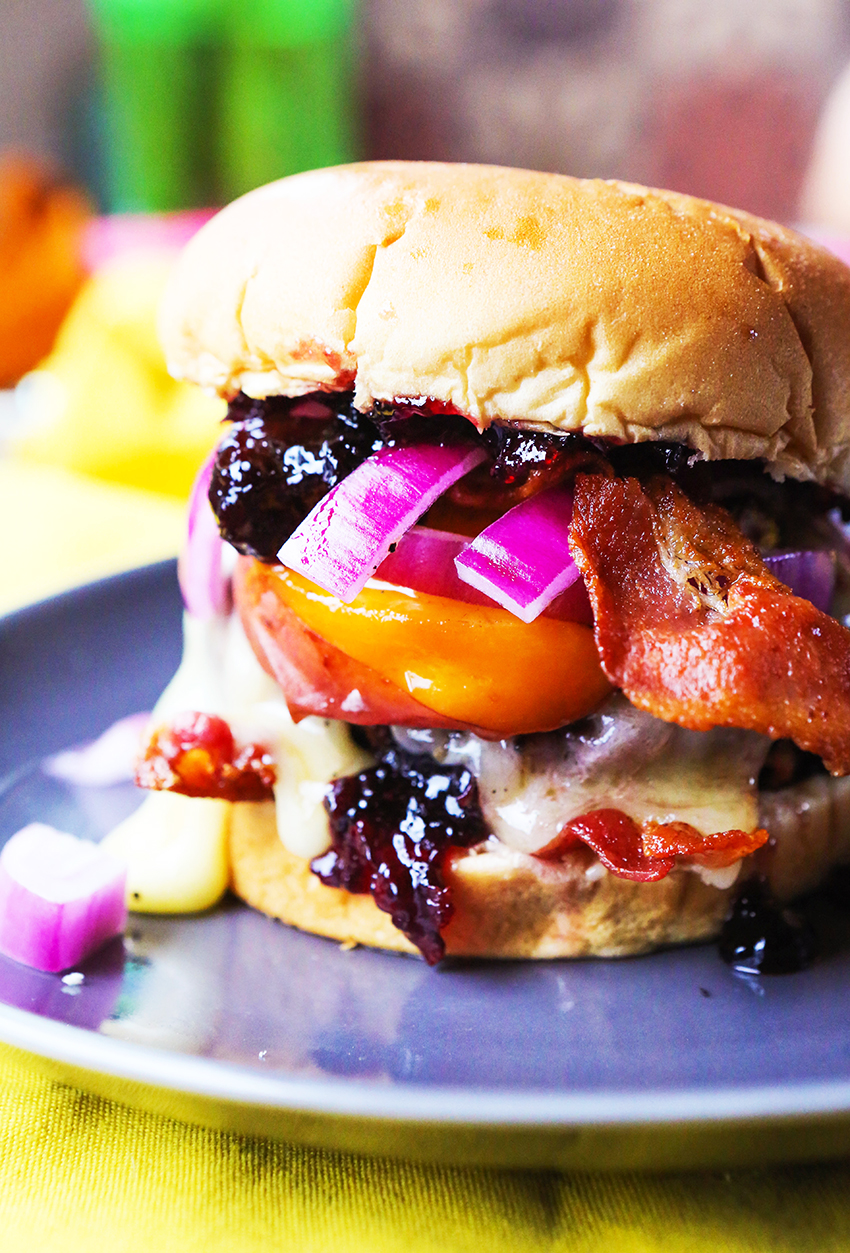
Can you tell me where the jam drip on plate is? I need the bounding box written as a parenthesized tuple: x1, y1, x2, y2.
(718, 876, 818, 974)
(313, 745, 489, 964)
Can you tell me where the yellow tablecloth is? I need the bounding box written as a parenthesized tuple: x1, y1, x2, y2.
(2, 1046, 850, 1252)
(2, 464, 850, 1251)
(0, 462, 185, 616)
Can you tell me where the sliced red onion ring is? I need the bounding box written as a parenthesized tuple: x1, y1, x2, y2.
(375, 524, 594, 623)
(0, 824, 127, 972)
(279, 442, 488, 602)
(179, 449, 231, 618)
(762, 549, 836, 613)
(376, 526, 493, 604)
(454, 483, 580, 623)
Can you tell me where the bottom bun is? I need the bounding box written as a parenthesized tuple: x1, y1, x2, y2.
(228, 774, 850, 959)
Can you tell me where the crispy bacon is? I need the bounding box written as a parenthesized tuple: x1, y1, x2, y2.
(136, 711, 275, 801)
(641, 821, 769, 867)
(569, 474, 850, 775)
(555, 809, 674, 881)
(552, 808, 768, 880)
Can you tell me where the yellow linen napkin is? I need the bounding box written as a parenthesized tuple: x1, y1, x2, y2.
(10, 253, 224, 500)
(1, 1047, 849, 1253)
(0, 462, 184, 616)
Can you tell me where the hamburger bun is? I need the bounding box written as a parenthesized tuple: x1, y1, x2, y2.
(160, 161, 850, 491)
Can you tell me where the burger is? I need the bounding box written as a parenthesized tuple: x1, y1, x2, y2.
(129, 161, 850, 966)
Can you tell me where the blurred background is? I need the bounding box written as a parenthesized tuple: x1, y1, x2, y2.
(4, 0, 850, 608)
(5, 0, 850, 220)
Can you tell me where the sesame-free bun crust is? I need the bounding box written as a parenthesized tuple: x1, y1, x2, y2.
(228, 773, 850, 959)
(160, 162, 850, 492)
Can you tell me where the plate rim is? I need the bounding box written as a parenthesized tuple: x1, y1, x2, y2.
(3, 995, 850, 1131)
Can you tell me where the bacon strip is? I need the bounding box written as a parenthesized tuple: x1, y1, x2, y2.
(642, 821, 768, 867)
(569, 474, 850, 775)
(553, 809, 768, 880)
(136, 711, 275, 802)
(556, 809, 674, 881)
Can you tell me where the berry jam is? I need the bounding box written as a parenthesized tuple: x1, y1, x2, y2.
(210, 392, 846, 563)
(718, 877, 818, 974)
(210, 393, 491, 561)
(313, 745, 489, 964)
(483, 425, 587, 487)
(210, 393, 384, 561)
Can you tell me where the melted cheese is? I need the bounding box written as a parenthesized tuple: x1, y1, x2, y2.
(111, 612, 372, 910)
(102, 791, 230, 912)
(401, 696, 771, 887)
(474, 732, 765, 851)
(156, 612, 372, 860)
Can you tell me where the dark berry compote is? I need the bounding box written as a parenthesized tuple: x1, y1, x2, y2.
(209, 393, 384, 560)
(718, 877, 818, 974)
(210, 392, 490, 561)
(313, 738, 489, 964)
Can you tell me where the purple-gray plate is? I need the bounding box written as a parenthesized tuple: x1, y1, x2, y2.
(2, 562, 850, 1170)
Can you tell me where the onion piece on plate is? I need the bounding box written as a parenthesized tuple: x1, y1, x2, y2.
(44, 711, 150, 787)
(0, 824, 126, 972)
(179, 448, 231, 618)
(454, 483, 581, 622)
(762, 549, 836, 613)
(279, 442, 488, 602)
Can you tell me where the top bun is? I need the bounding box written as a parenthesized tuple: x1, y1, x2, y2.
(160, 161, 850, 492)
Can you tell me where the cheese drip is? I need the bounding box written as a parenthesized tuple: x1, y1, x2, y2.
(136, 617, 772, 901)
(147, 612, 372, 861)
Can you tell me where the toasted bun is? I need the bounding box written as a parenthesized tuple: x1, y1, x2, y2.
(160, 161, 850, 492)
(228, 773, 850, 959)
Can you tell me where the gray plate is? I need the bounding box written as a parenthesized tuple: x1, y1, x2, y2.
(2, 561, 850, 1170)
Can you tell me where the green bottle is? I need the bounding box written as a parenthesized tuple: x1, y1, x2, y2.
(87, 0, 359, 213)
(217, 0, 358, 203)
(86, 0, 219, 212)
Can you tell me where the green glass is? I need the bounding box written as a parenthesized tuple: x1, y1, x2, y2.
(217, 33, 357, 202)
(87, 0, 359, 212)
(97, 37, 217, 212)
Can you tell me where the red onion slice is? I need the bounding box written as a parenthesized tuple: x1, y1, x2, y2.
(0, 824, 127, 972)
(375, 526, 494, 604)
(762, 550, 836, 613)
(376, 524, 594, 622)
(454, 484, 580, 623)
(279, 442, 488, 602)
(178, 449, 231, 619)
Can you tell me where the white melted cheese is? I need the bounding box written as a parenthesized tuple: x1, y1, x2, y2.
(395, 696, 772, 888)
(119, 613, 371, 910)
(103, 791, 230, 913)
